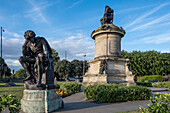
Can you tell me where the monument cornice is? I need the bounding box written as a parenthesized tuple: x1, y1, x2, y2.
(91, 24, 125, 40)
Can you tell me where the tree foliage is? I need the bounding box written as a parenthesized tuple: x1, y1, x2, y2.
(15, 69, 26, 78)
(54, 59, 71, 80)
(121, 50, 170, 76)
(0, 58, 11, 77)
(70, 59, 88, 77)
(54, 59, 88, 80)
(52, 48, 60, 65)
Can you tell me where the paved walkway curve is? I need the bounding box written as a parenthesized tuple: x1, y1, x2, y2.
(54, 92, 150, 113)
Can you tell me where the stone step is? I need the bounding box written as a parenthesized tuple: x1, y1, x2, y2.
(152, 91, 169, 94)
(147, 87, 168, 92)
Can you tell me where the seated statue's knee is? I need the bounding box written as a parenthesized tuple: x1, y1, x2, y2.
(19, 56, 23, 62)
(19, 56, 26, 62)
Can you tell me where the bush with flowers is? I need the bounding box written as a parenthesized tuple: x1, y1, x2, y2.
(56, 82, 81, 98)
(140, 93, 170, 113)
(56, 82, 81, 94)
(56, 89, 73, 98)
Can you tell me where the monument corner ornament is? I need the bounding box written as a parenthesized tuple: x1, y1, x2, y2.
(19, 30, 63, 113)
(83, 6, 135, 86)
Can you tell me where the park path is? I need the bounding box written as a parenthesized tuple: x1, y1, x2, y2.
(54, 87, 169, 113)
(54, 91, 149, 113)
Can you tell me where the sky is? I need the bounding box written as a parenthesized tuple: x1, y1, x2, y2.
(0, 0, 170, 71)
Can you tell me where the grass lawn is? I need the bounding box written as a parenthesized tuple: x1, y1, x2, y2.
(0, 83, 24, 86)
(14, 83, 24, 86)
(0, 87, 24, 101)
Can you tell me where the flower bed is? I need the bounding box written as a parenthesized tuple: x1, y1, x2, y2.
(56, 82, 81, 93)
(140, 93, 170, 113)
(56, 89, 73, 98)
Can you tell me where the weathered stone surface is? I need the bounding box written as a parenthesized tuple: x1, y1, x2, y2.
(21, 89, 63, 113)
(92, 24, 125, 59)
(83, 58, 135, 86)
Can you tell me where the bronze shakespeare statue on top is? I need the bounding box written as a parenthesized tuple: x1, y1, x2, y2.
(19, 30, 55, 90)
(100, 5, 114, 25)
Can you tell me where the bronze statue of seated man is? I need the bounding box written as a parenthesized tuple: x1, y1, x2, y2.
(19, 30, 53, 88)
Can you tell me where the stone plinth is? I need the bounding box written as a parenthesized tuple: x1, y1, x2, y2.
(21, 89, 63, 113)
(83, 58, 135, 86)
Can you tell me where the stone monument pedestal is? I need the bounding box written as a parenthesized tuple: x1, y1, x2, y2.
(83, 58, 135, 86)
(21, 89, 63, 113)
(82, 22, 135, 86)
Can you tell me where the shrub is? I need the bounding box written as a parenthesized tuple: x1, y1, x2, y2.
(83, 84, 151, 103)
(57, 82, 81, 93)
(56, 82, 61, 89)
(135, 82, 152, 87)
(0, 94, 21, 113)
(152, 82, 170, 91)
(140, 93, 170, 113)
(83, 84, 124, 100)
(137, 75, 164, 82)
(163, 76, 170, 81)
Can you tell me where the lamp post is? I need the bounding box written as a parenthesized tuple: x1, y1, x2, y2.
(0, 27, 5, 78)
(65, 51, 67, 60)
(83, 55, 86, 76)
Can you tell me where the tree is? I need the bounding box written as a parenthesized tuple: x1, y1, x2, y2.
(54, 60, 71, 80)
(70, 60, 83, 77)
(15, 69, 26, 78)
(52, 48, 60, 65)
(0, 58, 11, 78)
(70, 59, 88, 77)
(121, 50, 170, 76)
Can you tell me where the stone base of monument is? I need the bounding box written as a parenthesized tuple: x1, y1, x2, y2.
(82, 58, 136, 87)
(21, 89, 63, 113)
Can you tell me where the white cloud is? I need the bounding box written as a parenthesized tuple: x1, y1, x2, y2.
(67, 0, 84, 9)
(161, 50, 170, 53)
(6, 59, 20, 66)
(13, 33, 22, 38)
(50, 33, 94, 60)
(128, 13, 170, 32)
(125, 3, 170, 28)
(25, 0, 55, 24)
(130, 33, 170, 44)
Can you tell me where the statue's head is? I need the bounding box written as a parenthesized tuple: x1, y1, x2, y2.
(24, 30, 36, 43)
(24, 30, 36, 40)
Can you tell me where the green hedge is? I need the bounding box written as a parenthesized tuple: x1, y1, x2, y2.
(135, 82, 152, 87)
(56, 82, 81, 93)
(137, 75, 164, 82)
(152, 82, 170, 91)
(140, 93, 170, 113)
(83, 84, 151, 103)
(121, 50, 170, 76)
(0, 94, 21, 113)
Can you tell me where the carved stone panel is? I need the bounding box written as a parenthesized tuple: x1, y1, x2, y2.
(95, 34, 107, 58)
(108, 34, 121, 57)
(107, 60, 125, 75)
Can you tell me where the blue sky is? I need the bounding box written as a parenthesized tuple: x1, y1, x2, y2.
(0, 0, 170, 71)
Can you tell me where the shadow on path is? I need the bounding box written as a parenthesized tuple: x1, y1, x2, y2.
(53, 92, 150, 113)
(58, 101, 109, 112)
